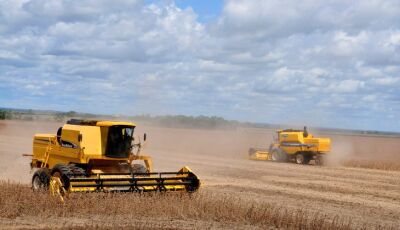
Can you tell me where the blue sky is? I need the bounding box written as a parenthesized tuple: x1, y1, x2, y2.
(0, 0, 399, 131)
(145, 0, 223, 22)
(175, 0, 223, 22)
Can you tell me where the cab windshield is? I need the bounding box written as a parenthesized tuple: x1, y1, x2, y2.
(105, 126, 134, 158)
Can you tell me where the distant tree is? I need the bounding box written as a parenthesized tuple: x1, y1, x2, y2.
(0, 110, 12, 120)
(0, 110, 5, 120)
(66, 111, 77, 117)
(54, 113, 66, 122)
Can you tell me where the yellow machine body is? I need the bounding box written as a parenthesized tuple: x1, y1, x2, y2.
(32, 121, 152, 169)
(29, 119, 200, 196)
(276, 130, 331, 154)
(249, 127, 331, 165)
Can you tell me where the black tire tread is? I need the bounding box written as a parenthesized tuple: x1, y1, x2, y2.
(51, 164, 74, 189)
(69, 165, 86, 176)
(131, 164, 148, 174)
(32, 168, 51, 190)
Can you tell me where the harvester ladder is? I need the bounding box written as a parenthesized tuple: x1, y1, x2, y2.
(40, 138, 52, 168)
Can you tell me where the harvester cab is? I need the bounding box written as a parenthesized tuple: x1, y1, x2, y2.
(249, 126, 331, 165)
(28, 119, 200, 199)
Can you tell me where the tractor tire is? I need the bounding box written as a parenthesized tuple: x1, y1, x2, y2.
(51, 164, 73, 190)
(32, 168, 50, 191)
(296, 154, 306, 164)
(303, 155, 311, 164)
(131, 164, 148, 174)
(69, 165, 86, 177)
(271, 149, 280, 162)
(272, 149, 288, 162)
(279, 150, 288, 162)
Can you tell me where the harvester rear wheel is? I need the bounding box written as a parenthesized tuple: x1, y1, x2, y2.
(32, 168, 50, 191)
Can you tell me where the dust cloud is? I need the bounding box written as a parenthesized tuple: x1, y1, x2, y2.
(0, 120, 61, 183)
(137, 125, 275, 160)
(1, 120, 400, 183)
(326, 139, 355, 166)
(327, 133, 400, 164)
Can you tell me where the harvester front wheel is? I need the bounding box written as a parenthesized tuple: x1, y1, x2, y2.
(296, 154, 309, 164)
(271, 150, 280, 162)
(51, 164, 73, 191)
(32, 168, 50, 191)
(131, 164, 148, 173)
(272, 149, 287, 162)
(69, 165, 86, 176)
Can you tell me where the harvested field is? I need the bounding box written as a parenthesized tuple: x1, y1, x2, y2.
(0, 181, 361, 229)
(343, 159, 400, 171)
(0, 120, 400, 229)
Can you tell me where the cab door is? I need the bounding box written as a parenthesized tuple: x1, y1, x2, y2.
(52, 129, 81, 162)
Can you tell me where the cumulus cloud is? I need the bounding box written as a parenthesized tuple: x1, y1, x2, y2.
(0, 0, 399, 131)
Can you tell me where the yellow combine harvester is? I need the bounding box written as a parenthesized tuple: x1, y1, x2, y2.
(28, 119, 200, 198)
(249, 127, 331, 165)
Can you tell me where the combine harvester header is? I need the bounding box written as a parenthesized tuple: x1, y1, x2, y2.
(27, 119, 200, 200)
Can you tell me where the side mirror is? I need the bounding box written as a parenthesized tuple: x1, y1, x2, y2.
(143, 133, 147, 142)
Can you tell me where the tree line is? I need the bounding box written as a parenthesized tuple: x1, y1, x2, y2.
(0, 109, 243, 130)
(0, 109, 12, 120)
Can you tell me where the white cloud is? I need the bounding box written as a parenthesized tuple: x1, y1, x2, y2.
(0, 0, 399, 131)
(215, 0, 400, 39)
(199, 60, 242, 72)
(388, 32, 400, 46)
(373, 77, 399, 86)
(328, 79, 365, 93)
(362, 94, 377, 102)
